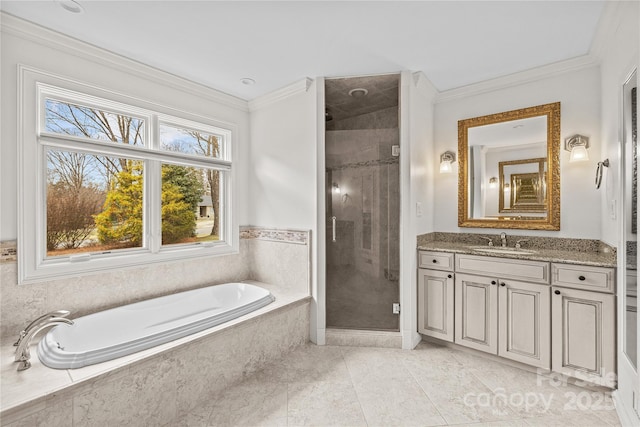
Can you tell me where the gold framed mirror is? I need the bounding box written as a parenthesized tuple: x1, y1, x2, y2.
(458, 102, 560, 230)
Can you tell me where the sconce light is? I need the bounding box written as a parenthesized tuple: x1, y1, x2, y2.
(439, 151, 456, 173)
(504, 183, 510, 189)
(332, 183, 341, 194)
(564, 134, 590, 162)
(488, 177, 498, 188)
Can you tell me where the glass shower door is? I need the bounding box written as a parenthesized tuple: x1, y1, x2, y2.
(325, 130, 400, 331)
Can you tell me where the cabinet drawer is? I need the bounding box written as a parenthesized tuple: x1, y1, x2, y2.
(551, 263, 615, 293)
(456, 254, 549, 284)
(418, 251, 454, 271)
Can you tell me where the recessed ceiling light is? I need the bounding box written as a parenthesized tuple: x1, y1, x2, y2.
(348, 88, 368, 98)
(56, 0, 84, 13)
(240, 78, 255, 86)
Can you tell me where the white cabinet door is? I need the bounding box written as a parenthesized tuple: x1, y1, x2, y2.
(498, 279, 551, 369)
(455, 273, 498, 354)
(418, 268, 454, 342)
(551, 286, 616, 386)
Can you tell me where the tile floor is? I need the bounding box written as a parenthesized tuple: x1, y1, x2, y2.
(178, 341, 622, 427)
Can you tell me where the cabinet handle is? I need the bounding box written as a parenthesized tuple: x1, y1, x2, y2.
(432, 259, 437, 263)
(491, 280, 497, 285)
(500, 283, 506, 287)
(554, 290, 561, 295)
(447, 274, 452, 279)
(578, 276, 586, 281)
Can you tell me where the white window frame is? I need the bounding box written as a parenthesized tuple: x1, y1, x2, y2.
(18, 66, 238, 284)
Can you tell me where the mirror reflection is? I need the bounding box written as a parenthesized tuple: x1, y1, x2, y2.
(458, 103, 560, 230)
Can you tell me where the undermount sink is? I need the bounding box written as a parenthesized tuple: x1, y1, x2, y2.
(469, 246, 536, 255)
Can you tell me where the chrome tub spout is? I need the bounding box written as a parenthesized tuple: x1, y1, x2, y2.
(13, 310, 71, 347)
(15, 317, 74, 371)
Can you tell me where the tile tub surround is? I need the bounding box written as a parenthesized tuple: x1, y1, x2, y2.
(1, 283, 310, 425)
(0, 227, 311, 343)
(418, 232, 617, 267)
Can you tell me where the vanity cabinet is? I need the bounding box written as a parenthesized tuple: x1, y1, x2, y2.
(417, 251, 455, 342)
(551, 263, 616, 385)
(418, 250, 616, 378)
(498, 278, 550, 369)
(454, 257, 551, 369)
(454, 273, 498, 353)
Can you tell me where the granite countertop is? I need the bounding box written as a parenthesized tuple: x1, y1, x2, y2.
(417, 232, 617, 268)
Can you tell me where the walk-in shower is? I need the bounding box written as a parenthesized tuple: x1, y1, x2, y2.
(325, 74, 400, 331)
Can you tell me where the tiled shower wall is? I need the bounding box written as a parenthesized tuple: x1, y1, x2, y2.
(0, 227, 311, 343)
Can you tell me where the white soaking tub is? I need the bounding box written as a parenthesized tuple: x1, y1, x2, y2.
(37, 282, 275, 369)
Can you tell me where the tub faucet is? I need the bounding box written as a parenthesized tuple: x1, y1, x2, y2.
(13, 310, 71, 347)
(500, 232, 507, 247)
(14, 317, 73, 371)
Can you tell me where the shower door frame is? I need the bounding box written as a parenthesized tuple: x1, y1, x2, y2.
(313, 71, 418, 349)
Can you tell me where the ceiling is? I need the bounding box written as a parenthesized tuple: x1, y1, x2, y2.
(0, 1, 606, 101)
(325, 74, 399, 123)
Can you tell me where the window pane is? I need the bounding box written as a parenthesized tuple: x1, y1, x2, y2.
(160, 124, 223, 159)
(161, 164, 221, 246)
(46, 149, 144, 256)
(45, 99, 145, 146)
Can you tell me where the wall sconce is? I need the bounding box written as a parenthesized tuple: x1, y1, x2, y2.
(439, 151, 456, 173)
(488, 177, 498, 188)
(332, 183, 341, 194)
(564, 134, 590, 162)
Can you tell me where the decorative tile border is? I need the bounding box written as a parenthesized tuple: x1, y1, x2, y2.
(0, 241, 17, 263)
(239, 226, 309, 245)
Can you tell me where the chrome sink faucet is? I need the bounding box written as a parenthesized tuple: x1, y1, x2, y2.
(500, 232, 507, 247)
(14, 316, 73, 371)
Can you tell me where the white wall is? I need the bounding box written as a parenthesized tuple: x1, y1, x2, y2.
(247, 82, 318, 230)
(402, 71, 438, 348)
(598, 1, 639, 248)
(433, 66, 602, 239)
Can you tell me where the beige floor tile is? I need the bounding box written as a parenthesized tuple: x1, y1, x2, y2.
(287, 381, 367, 427)
(179, 342, 626, 427)
(353, 376, 446, 427)
(282, 344, 350, 383)
(451, 420, 529, 427)
(523, 411, 616, 426)
(205, 380, 288, 427)
(404, 351, 517, 424)
(341, 345, 411, 382)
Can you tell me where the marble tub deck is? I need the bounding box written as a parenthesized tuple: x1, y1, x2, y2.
(181, 341, 621, 427)
(0, 280, 310, 421)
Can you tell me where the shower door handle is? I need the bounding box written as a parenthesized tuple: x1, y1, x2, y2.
(331, 216, 337, 242)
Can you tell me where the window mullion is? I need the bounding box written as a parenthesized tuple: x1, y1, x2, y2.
(148, 115, 161, 253)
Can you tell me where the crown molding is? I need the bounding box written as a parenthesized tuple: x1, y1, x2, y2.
(248, 78, 313, 112)
(0, 12, 249, 112)
(434, 54, 599, 104)
(412, 71, 438, 100)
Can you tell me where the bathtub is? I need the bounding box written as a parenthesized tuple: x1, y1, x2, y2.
(37, 282, 275, 369)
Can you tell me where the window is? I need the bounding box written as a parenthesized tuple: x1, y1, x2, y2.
(19, 69, 237, 284)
